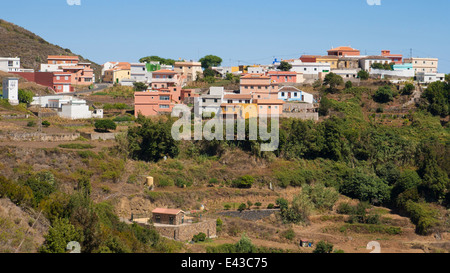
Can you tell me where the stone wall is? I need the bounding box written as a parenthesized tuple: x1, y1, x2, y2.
(80, 132, 118, 140)
(0, 132, 80, 141)
(281, 112, 319, 121)
(154, 219, 217, 242)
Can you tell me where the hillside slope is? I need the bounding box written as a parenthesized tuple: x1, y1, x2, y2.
(0, 19, 101, 80)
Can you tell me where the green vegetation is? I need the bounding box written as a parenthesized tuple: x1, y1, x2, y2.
(94, 119, 117, 132)
(357, 70, 369, 80)
(313, 240, 334, 253)
(18, 89, 34, 105)
(139, 56, 177, 66)
(373, 85, 394, 103)
(199, 55, 222, 69)
(277, 61, 292, 71)
(58, 143, 95, 149)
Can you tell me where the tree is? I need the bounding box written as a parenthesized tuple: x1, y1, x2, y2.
(318, 96, 332, 116)
(203, 68, 216, 78)
(373, 85, 394, 103)
(39, 217, 83, 253)
(277, 61, 292, 71)
(235, 234, 256, 253)
(127, 115, 179, 162)
(199, 55, 222, 69)
(18, 89, 34, 104)
(357, 70, 369, 80)
(139, 56, 176, 66)
(323, 73, 344, 93)
(313, 240, 334, 253)
(422, 81, 449, 117)
(341, 169, 391, 205)
(94, 119, 117, 132)
(133, 82, 148, 91)
(402, 83, 415, 95)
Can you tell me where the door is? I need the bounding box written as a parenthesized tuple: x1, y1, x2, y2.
(63, 85, 70, 93)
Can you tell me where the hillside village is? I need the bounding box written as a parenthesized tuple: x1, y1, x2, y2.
(1, 21, 449, 254)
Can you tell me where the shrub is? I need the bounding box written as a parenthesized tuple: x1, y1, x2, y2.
(58, 143, 95, 149)
(94, 119, 117, 132)
(281, 228, 296, 241)
(336, 202, 355, 215)
(42, 120, 50, 127)
(224, 204, 231, 210)
(208, 178, 219, 186)
(26, 121, 36, 127)
(404, 201, 440, 235)
(157, 177, 174, 187)
(345, 81, 353, 89)
(303, 184, 339, 211)
(238, 203, 246, 212)
(231, 175, 254, 189)
(373, 86, 394, 103)
(402, 83, 415, 95)
(18, 89, 34, 104)
(192, 232, 207, 243)
(255, 202, 262, 208)
(267, 203, 275, 209)
(313, 241, 334, 253)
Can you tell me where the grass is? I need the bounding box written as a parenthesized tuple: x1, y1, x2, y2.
(339, 223, 402, 235)
(58, 143, 95, 149)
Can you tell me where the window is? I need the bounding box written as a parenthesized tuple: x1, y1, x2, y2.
(160, 96, 170, 101)
(56, 76, 60, 80)
(7, 61, 13, 67)
(281, 92, 285, 97)
(239, 100, 242, 103)
(251, 86, 254, 89)
(214, 99, 218, 103)
(245, 100, 250, 103)
(65, 76, 69, 80)
(258, 86, 261, 89)
(293, 92, 297, 97)
(228, 100, 232, 103)
(202, 99, 206, 103)
(160, 104, 170, 109)
(155, 216, 161, 223)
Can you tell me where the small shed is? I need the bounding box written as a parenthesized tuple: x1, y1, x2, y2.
(152, 208, 185, 225)
(299, 239, 313, 248)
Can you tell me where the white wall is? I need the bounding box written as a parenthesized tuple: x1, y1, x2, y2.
(0, 58, 20, 72)
(2, 78, 19, 105)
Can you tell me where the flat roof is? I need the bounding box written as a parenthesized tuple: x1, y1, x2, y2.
(152, 208, 184, 215)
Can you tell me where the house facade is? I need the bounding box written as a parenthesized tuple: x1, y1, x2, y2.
(404, 57, 439, 74)
(381, 50, 403, 64)
(2, 77, 19, 105)
(267, 71, 297, 83)
(0, 57, 21, 72)
(359, 56, 392, 72)
(174, 61, 202, 84)
(277, 86, 314, 104)
(316, 56, 339, 69)
(327, 46, 360, 57)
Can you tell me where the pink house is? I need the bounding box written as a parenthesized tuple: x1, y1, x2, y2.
(151, 70, 181, 89)
(134, 90, 174, 117)
(240, 73, 278, 100)
(267, 71, 297, 83)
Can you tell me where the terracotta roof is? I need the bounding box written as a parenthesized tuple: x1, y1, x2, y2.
(153, 69, 177, 74)
(267, 71, 297, 75)
(327, 46, 359, 52)
(152, 208, 184, 215)
(254, 99, 285, 105)
(224, 94, 252, 99)
(241, 73, 270, 79)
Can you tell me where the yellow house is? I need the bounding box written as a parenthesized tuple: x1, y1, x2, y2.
(102, 62, 131, 83)
(220, 103, 258, 119)
(316, 56, 339, 69)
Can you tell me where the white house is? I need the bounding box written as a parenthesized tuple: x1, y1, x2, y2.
(2, 77, 19, 105)
(212, 66, 233, 78)
(289, 60, 331, 75)
(0, 57, 21, 73)
(58, 99, 103, 120)
(121, 63, 153, 86)
(195, 87, 225, 116)
(332, 69, 360, 80)
(416, 72, 446, 84)
(277, 86, 314, 104)
(359, 56, 391, 72)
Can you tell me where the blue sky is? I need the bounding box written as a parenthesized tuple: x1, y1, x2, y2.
(2, 0, 450, 72)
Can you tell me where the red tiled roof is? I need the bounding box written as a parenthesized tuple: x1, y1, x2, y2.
(224, 94, 252, 99)
(152, 208, 184, 215)
(327, 46, 359, 52)
(153, 69, 177, 74)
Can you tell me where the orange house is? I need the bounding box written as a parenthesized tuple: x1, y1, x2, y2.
(240, 73, 278, 100)
(327, 46, 360, 57)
